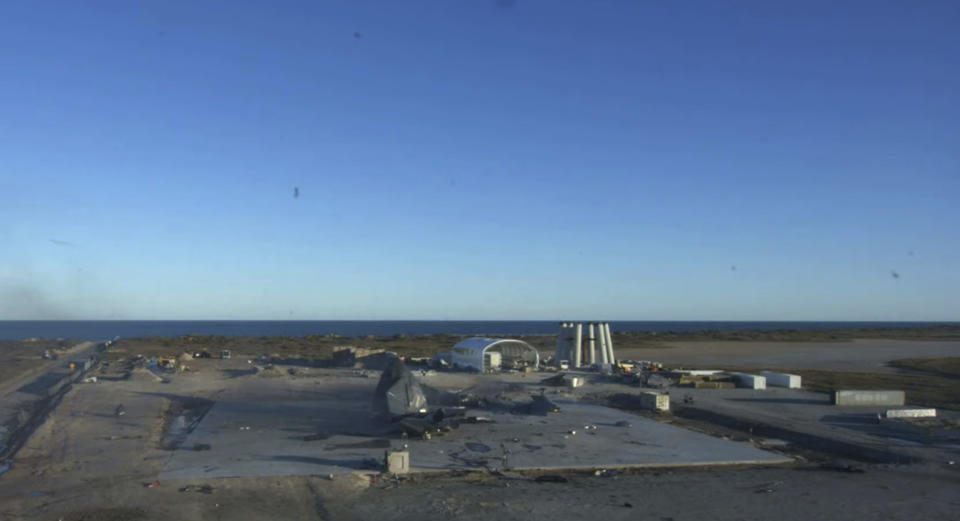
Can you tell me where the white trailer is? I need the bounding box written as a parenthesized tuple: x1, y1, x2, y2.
(731, 372, 767, 390)
(760, 371, 801, 389)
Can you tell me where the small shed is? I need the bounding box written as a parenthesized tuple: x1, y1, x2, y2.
(450, 337, 540, 372)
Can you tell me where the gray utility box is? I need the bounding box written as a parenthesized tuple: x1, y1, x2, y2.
(385, 450, 410, 474)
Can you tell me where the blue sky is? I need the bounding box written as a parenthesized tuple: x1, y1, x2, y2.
(1, 0, 957, 320)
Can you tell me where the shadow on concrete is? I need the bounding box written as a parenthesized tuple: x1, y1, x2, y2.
(221, 368, 258, 379)
(266, 455, 379, 470)
(96, 375, 131, 382)
(16, 372, 72, 396)
(818, 414, 888, 437)
(324, 438, 391, 450)
(134, 391, 216, 408)
(268, 358, 329, 369)
(820, 414, 878, 425)
(279, 426, 319, 434)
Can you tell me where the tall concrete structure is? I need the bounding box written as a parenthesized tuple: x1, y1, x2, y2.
(555, 322, 616, 368)
(587, 323, 597, 365)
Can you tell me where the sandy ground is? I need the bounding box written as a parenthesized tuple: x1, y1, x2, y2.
(617, 339, 960, 371)
(4, 462, 960, 521)
(2, 347, 960, 520)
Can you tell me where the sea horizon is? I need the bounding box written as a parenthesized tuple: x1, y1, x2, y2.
(1, 320, 957, 342)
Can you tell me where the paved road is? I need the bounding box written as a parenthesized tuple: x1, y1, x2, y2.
(0, 341, 101, 398)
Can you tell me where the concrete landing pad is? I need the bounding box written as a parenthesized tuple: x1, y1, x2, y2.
(160, 397, 789, 480)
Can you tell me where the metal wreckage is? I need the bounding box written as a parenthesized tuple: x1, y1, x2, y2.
(372, 357, 559, 439)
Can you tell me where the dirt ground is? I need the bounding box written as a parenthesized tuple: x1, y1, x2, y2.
(0, 339, 85, 395)
(618, 339, 960, 372)
(3, 336, 960, 520)
(4, 462, 959, 521)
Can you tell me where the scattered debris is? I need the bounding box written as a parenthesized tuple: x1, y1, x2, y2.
(461, 416, 495, 424)
(512, 395, 560, 416)
(145, 480, 160, 488)
(193, 443, 212, 451)
(820, 460, 865, 473)
(533, 475, 568, 483)
(115, 404, 126, 417)
(179, 484, 214, 493)
(643, 373, 673, 388)
(594, 469, 620, 478)
(541, 373, 567, 386)
(752, 480, 782, 493)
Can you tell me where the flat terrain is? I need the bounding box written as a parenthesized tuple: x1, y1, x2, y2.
(0, 339, 81, 395)
(3, 329, 960, 520)
(618, 339, 960, 372)
(161, 369, 784, 481)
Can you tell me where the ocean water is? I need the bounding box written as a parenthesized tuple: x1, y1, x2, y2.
(0, 320, 955, 341)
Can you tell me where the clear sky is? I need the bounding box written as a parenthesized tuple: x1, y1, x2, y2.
(1, 0, 957, 321)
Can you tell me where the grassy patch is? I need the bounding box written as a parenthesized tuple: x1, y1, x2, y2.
(105, 333, 559, 362)
(888, 357, 960, 379)
(614, 325, 960, 345)
(776, 368, 960, 411)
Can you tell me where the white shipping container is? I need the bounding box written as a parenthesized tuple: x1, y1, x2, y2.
(833, 390, 905, 406)
(731, 373, 767, 390)
(760, 371, 802, 389)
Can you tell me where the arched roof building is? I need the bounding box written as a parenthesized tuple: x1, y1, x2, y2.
(450, 337, 540, 371)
